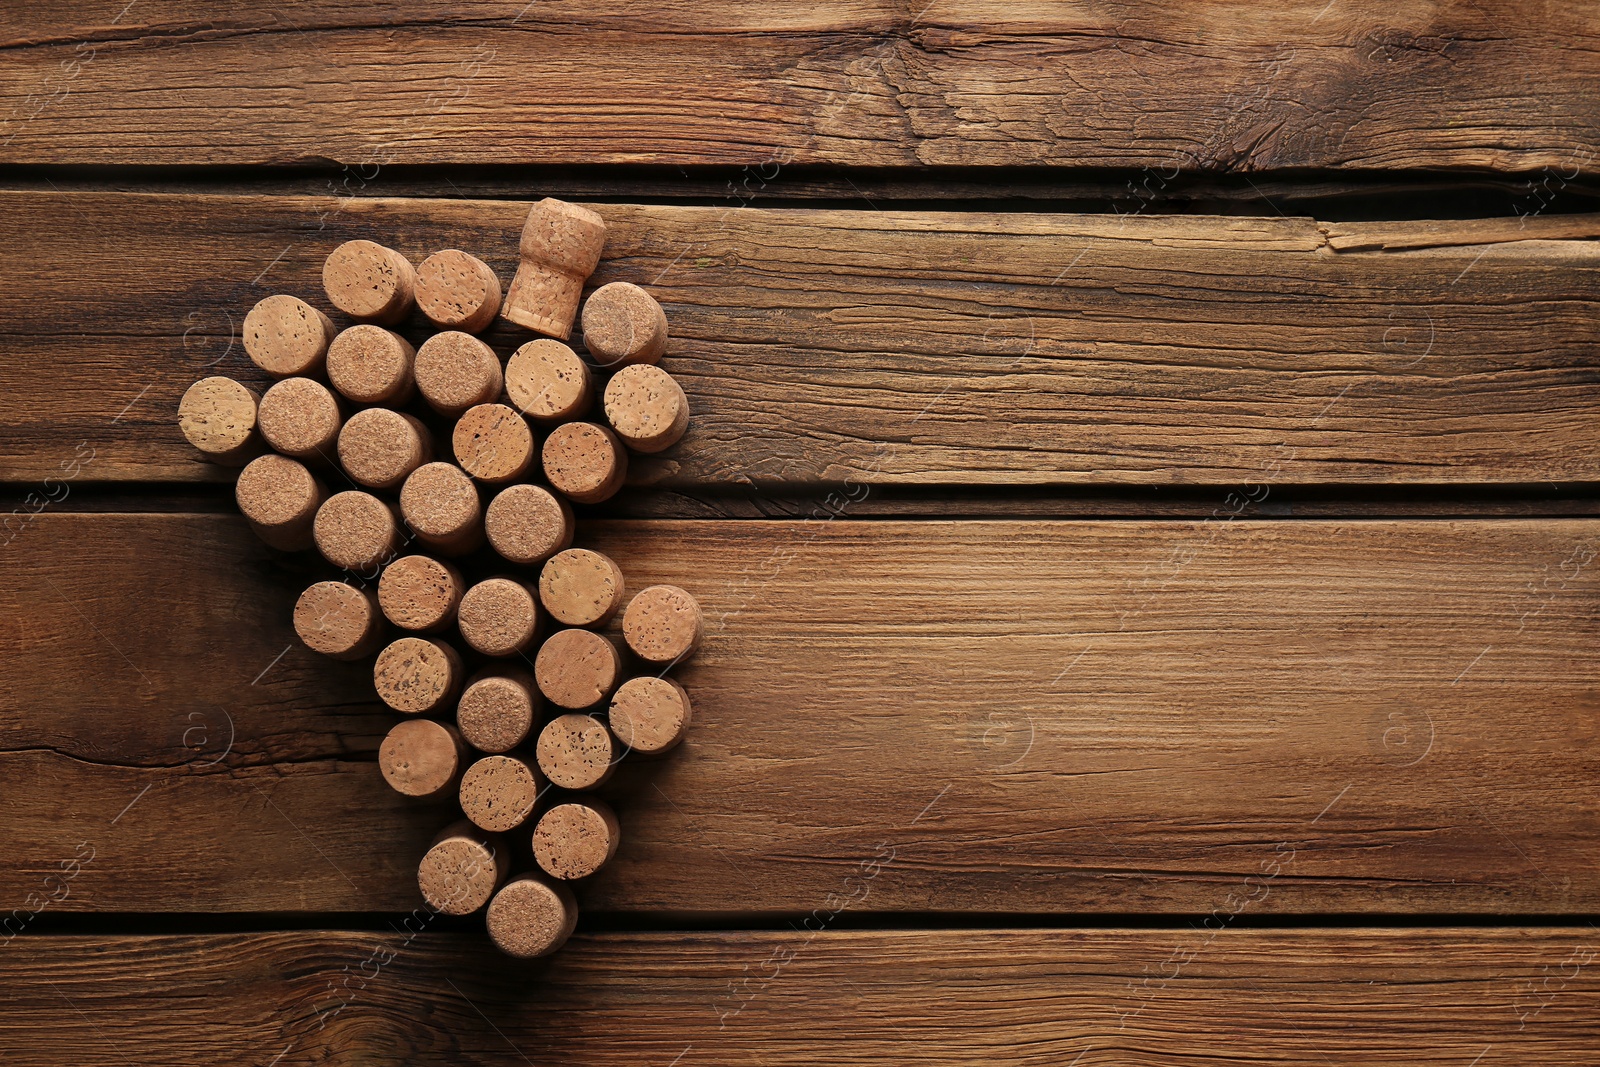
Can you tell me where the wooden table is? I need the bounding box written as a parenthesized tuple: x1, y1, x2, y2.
(3, 4, 1599, 1063)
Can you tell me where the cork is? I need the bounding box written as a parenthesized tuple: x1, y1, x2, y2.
(623, 585, 704, 665)
(415, 249, 503, 333)
(399, 462, 484, 556)
(459, 753, 542, 833)
(536, 712, 617, 789)
(379, 718, 467, 800)
(535, 629, 623, 710)
(337, 407, 433, 491)
(452, 403, 537, 485)
(178, 375, 261, 465)
(486, 874, 578, 958)
(415, 331, 503, 416)
(457, 667, 541, 754)
(504, 339, 592, 424)
(500, 198, 606, 339)
(458, 577, 541, 657)
(326, 324, 416, 406)
(323, 239, 416, 326)
(244, 294, 337, 378)
(378, 554, 467, 632)
(257, 377, 342, 463)
(538, 548, 625, 628)
(603, 364, 689, 454)
(533, 797, 621, 880)
(235, 453, 326, 551)
(542, 422, 627, 504)
(581, 281, 667, 366)
(485, 483, 575, 566)
(313, 490, 405, 573)
(418, 820, 509, 917)
(293, 580, 383, 660)
(373, 636, 464, 715)
(609, 676, 692, 757)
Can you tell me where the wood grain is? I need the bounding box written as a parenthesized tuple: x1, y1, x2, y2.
(2, 3, 1597, 174)
(3, 191, 1599, 487)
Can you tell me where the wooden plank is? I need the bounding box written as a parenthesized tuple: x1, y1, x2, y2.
(3, 3, 1598, 174)
(5, 514, 1598, 914)
(1, 929, 1597, 1064)
(4, 192, 1599, 489)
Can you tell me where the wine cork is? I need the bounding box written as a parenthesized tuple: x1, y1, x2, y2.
(415, 331, 504, 417)
(257, 377, 341, 462)
(538, 548, 625, 628)
(379, 718, 466, 800)
(542, 422, 627, 504)
(486, 874, 578, 958)
(452, 403, 536, 485)
(609, 676, 692, 757)
(536, 712, 617, 789)
(457, 667, 540, 754)
(378, 554, 467, 632)
(419, 821, 509, 917)
(603, 364, 689, 454)
(500, 198, 606, 340)
(415, 249, 503, 333)
(581, 281, 667, 367)
(459, 754, 542, 833)
(244, 294, 337, 378)
(623, 585, 704, 665)
(293, 580, 383, 660)
(504, 339, 592, 424)
(235, 453, 326, 551)
(535, 629, 623, 710)
(485, 483, 574, 566)
(458, 577, 541, 657)
(533, 797, 621, 881)
(178, 376, 261, 465)
(313, 491, 405, 573)
(326, 324, 416, 406)
(337, 407, 432, 491)
(323, 239, 416, 326)
(399, 462, 483, 556)
(373, 636, 464, 715)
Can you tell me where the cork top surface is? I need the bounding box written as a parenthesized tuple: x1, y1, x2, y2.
(326, 324, 415, 405)
(603, 364, 687, 447)
(378, 554, 464, 631)
(486, 875, 577, 959)
(373, 637, 460, 714)
(323, 239, 412, 321)
(458, 754, 541, 833)
(536, 712, 616, 789)
(484, 483, 573, 566)
(338, 407, 430, 490)
(533, 800, 619, 881)
(457, 671, 539, 754)
(609, 675, 692, 756)
(505, 339, 590, 422)
(179, 376, 257, 454)
(400, 462, 481, 540)
(379, 718, 462, 799)
(415, 249, 502, 331)
(538, 548, 624, 627)
(313, 491, 399, 571)
(518, 199, 606, 272)
(235, 453, 320, 526)
(623, 584, 704, 664)
(535, 628, 622, 710)
(415, 331, 503, 415)
(452, 403, 535, 484)
(418, 834, 502, 916)
(293, 581, 377, 658)
(257, 377, 340, 459)
(542, 422, 624, 502)
(458, 578, 540, 657)
(244, 294, 333, 377)
(581, 281, 667, 366)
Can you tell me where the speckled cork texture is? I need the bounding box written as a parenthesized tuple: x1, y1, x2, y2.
(535, 629, 622, 711)
(244, 294, 337, 378)
(235, 453, 326, 551)
(622, 584, 704, 665)
(418, 821, 509, 916)
(609, 676, 692, 757)
(458, 577, 541, 657)
(373, 636, 463, 715)
(458, 754, 542, 833)
(539, 547, 625, 627)
(323, 239, 416, 326)
(505, 338, 592, 424)
(256, 377, 341, 462)
(337, 407, 432, 491)
(484, 483, 574, 566)
(453, 402, 536, 485)
(179, 375, 261, 465)
(327, 324, 417, 406)
(313, 490, 404, 572)
(294, 580, 383, 660)
(533, 797, 621, 880)
(379, 718, 466, 800)
(485, 874, 578, 958)
(542, 421, 627, 504)
(500, 198, 606, 339)
(456, 668, 540, 754)
(415, 248, 503, 333)
(416, 331, 503, 416)
(378, 554, 466, 633)
(581, 281, 667, 367)
(603, 363, 690, 454)
(536, 712, 618, 790)
(399, 462, 483, 555)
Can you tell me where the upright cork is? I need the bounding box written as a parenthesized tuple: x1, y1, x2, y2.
(459, 754, 542, 834)
(415, 331, 504, 417)
(326, 325, 416, 406)
(505, 339, 592, 424)
(293, 580, 384, 660)
(536, 712, 617, 790)
(486, 874, 578, 958)
(379, 718, 467, 800)
(457, 667, 541, 754)
(604, 364, 689, 454)
(542, 422, 627, 504)
(458, 577, 541, 657)
(581, 281, 668, 366)
(257, 377, 341, 463)
(313, 491, 405, 573)
(337, 407, 432, 491)
(533, 797, 621, 881)
(539, 548, 625, 628)
(399, 462, 483, 556)
(178, 376, 261, 465)
(235, 453, 326, 551)
(623, 585, 704, 665)
(501, 198, 606, 340)
(485, 483, 574, 566)
(535, 629, 623, 710)
(373, 636, 464, 715)
(378, 554, 466, 633)
(323, 239, 416, 326)
(419, 821, 510, 917)
(244, 294, 337, 379)
(415, 249, 503, 333)
(609, 676, 692, 757)
(453, 403, 537, 485)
